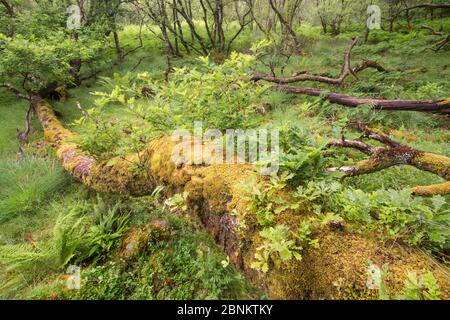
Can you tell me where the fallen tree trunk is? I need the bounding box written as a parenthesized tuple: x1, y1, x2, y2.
(252, 60, 385, 85)
(252, 37, 386, 85)
(275, 85, 450, 114)
(35, 98, 450, 299)
(327, 121, 450, 196)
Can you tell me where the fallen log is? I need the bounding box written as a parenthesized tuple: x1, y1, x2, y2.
(327, 121, 450, 196)
(275, 85, 450, 114)
(35, 98, 450, 299)
(251, 37, 386, 86)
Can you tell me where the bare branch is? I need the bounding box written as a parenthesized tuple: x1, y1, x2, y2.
(348, 121, 401, 148)
(420, 25, 444, 36)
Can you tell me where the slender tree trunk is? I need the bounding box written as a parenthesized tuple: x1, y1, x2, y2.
(172, 0, 179, 55)
(268, 0, 301, 51)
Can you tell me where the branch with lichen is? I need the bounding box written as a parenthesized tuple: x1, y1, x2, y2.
(327, 121, 450, 196)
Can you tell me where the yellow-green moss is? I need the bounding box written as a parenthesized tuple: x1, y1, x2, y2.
(389, 129, 418, 142)
(242, 228, 450, 299)
(412, 181, 450, 196)
(413, 152, 450, 180)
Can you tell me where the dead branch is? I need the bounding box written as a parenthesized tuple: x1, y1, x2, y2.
(421, 25, 450, 52)
(327, 139, 377, 155)
(420, 25, 444, 36)
(252, 37, 387, 85)
(327, 122, 450, 196)
(274, 85, 450, 114)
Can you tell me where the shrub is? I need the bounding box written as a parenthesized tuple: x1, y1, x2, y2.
(335, 189, 449, 250)
(74, 53, 268, 160)
(251, 222, 319, 273)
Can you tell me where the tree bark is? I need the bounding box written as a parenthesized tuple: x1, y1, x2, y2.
(421, 25, 444, 36)
(113, 31, 125, 62)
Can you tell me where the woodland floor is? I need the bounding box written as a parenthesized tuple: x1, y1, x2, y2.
(0, 21, 449, 299)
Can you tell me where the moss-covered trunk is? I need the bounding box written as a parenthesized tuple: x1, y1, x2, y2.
(35, 99, 450, 299)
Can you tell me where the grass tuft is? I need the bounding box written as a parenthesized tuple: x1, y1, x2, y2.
(0, 155, 70, 223)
